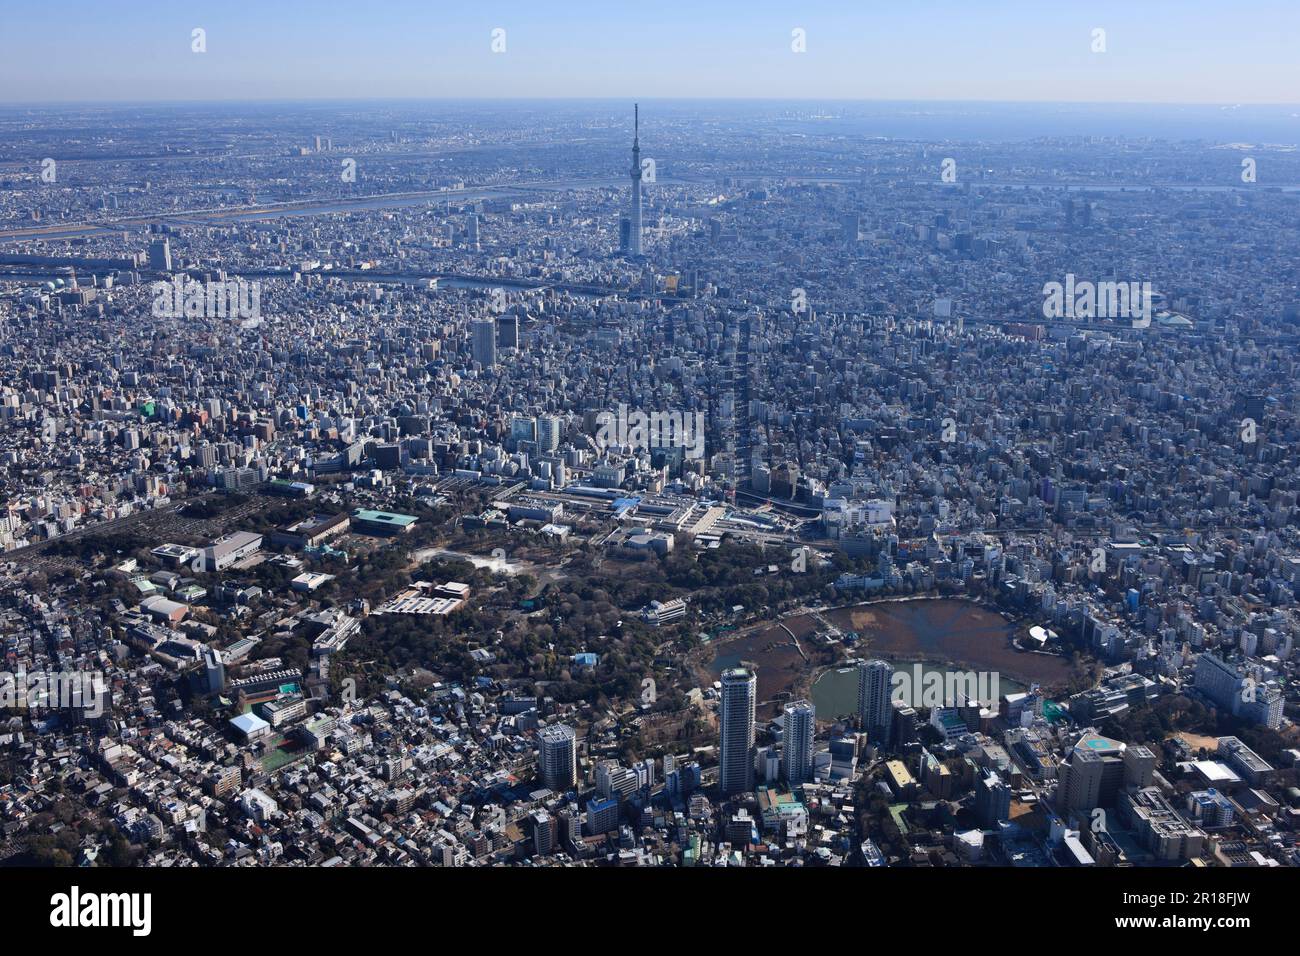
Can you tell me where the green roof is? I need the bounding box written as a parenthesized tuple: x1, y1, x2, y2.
(351, 509, 417, 526)
(888, 804, 910, 836)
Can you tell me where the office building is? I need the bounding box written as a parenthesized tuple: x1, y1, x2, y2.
(148, 236, 172, 272)
(497, 313, 519, 350)
(472, 317, 497, 368)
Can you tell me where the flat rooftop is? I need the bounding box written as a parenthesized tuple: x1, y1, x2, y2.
(351, 509, 418, 526)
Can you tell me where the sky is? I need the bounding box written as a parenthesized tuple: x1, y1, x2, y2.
(1, 0, 1298, 104)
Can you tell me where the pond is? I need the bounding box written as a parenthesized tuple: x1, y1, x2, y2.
(711, 598, 1069, 719)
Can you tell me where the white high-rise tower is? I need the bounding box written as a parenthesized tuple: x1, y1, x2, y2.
(627, 103, 644, 257)
(783, 699, 815, 786)
(856, 659, 894, 746)
(539, 723, 577, 792)
(719, 667, 756, 796)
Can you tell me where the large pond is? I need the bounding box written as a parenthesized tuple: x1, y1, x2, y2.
(711, 598, 1070, 719)
(811, 661, 1028, 719)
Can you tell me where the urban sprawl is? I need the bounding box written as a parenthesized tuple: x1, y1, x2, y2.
(1, 101, 1299, 868)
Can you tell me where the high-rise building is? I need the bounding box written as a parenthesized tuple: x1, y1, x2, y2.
(622, 104, 644, 257)
(1123, 745, 1157, 789)
(634, 757, 655, 790)
(974, 769, 1011, 827)
(203, 647, 226, 693)
(471, 317, 497, 368)
(719, 667, 756, 796)
(531, 810, 555, 856)
(1245, 684, 1284, 730)
(1056, 747, 1106, 814)
(1056, 732, 1126, 814)
(892, 703, 918, 746)
(586, 796, 619, 835)
(782, 699, 815, 786)
(1195, 653, 1283, 729)
(497, 313, 519, 350)
(536, 416, 562, 453)
(557, 806, 581, 850)
(538, 723, 577, 792)
(510, 415, 537, 445)
(465, 213, 480, 250)
(1194, 653, 1243, 710)
(856, 659, 893, 745)
(595, 760, 639, 802)
(757, 745, 781, 783)
(148, 237, 172, 272)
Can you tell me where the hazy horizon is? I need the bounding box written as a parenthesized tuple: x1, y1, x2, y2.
(6, 98, 1296, 146)
(6, 96, 1300, 106)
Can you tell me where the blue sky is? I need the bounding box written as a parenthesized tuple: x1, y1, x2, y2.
(2, 0, 1297, 103)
